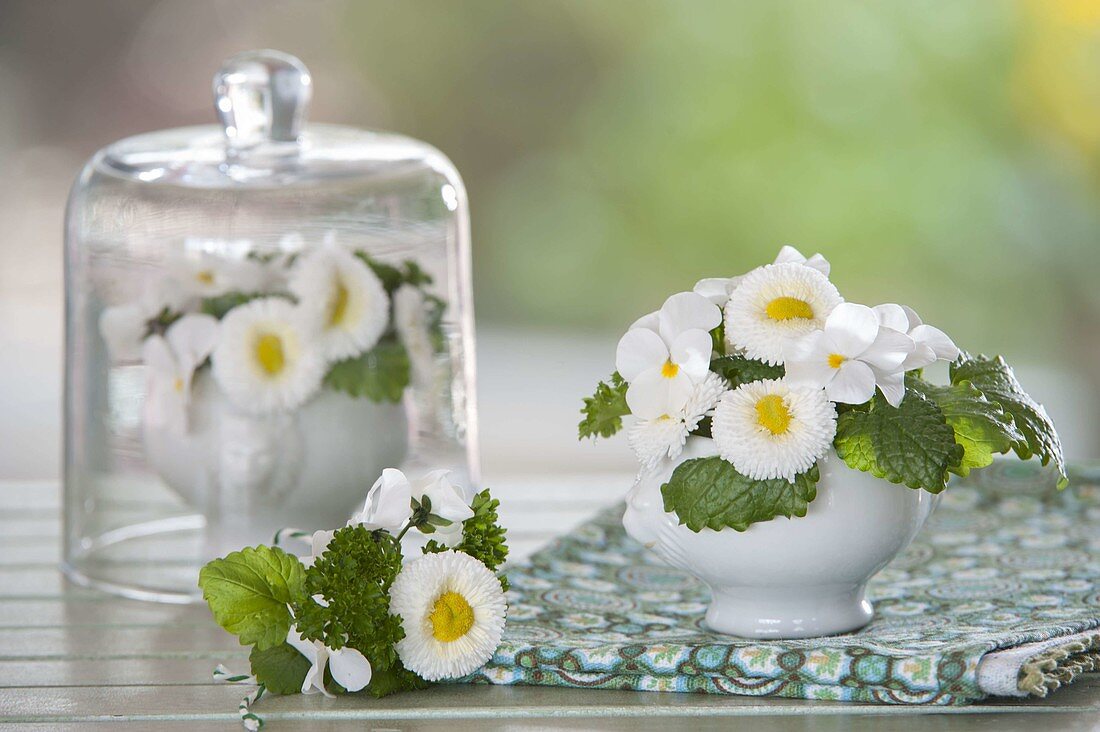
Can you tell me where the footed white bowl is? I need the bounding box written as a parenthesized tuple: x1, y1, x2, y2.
(623, 437, 938, 639)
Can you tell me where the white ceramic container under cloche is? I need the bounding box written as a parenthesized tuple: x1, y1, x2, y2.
(623, 437, 939, 639)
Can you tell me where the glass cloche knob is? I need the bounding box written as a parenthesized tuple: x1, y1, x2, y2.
(213, 49, 312, 149)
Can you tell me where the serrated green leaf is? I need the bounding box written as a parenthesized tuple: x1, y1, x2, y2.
(834, 390, 963, 492)
(198, 546, 305, 651)
(249, 642, 311, 695)
(907, 375, 1024, 477)
(950, 353, 1067, 487)
(708, 355, 784, 388)
(578, 372, 630, 439)
(323, 337, 410, 403)
(660, 457, 819, 532)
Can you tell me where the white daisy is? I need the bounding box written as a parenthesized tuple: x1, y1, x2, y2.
(712, 378, 837, 482)
(168, 248, 267, 299)
(289, 244, 389, 361)
(693, 245, 830, 306)
(723, 262, 842, 366)
(389, 550, 507, 682)
(210, 297, 326, 414)
(628, 371, 729, 471)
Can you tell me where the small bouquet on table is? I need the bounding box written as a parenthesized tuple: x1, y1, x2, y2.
(580, 246, 1065, 638)
(199, 468, 508, 729)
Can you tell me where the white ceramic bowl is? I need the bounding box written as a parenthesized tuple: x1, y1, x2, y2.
(622, 437, 938, 639)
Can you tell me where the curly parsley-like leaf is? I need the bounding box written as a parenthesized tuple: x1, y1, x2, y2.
(834, 390, 963, 492)
(579, 372, 630, 440)
(950, 353, 1067, 487)
(708, 355, 784, 388)
(660, 457, 819, 532)
(249, 642, 311, 695)
(198, 546, 304, 651)
(907, 374, 1024, 477)
(323, 337, 410, 403)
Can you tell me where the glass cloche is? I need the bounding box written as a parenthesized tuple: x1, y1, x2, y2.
(62, 50, 479, 602)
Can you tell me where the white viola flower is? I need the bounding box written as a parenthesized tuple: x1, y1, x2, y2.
(141, 314, 219, 433)
(389, 550, 507, 682)
(289, 244, 389, 361)
(692, 245, 830, 306)
(210, 297, 327, 415)
(286, 625, 372, 696)
(417, 469, 475, 546)
(352, 469, 474, 547)
(873, 303, 960, 371)
(784, 303, 915, 406)
(712, 378, 837, 482)
(628, 371, 728, 472)
(723, 262, 843, 366)
(99, 276, 191, 363)
(615, 292, 721, 419)
(169, 248, 267, 299)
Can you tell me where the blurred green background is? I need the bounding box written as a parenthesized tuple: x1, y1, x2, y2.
(2, 0, 1100, 475)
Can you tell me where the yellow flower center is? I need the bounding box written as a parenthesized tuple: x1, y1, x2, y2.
(196, 270, 216, 285)
(828, 353, 846, 369)
(765, 296, 814, 321)
(660, 360, 680, 378)
(328, 278, 350, 327)
(254, 333, 286, 376)
(173, 377, 185, 393)
(755, 394, 792, 435)
(429, 591, 475, 643)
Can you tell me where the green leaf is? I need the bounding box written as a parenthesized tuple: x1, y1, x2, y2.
(833, 390, 963, 492)
(950, 353, 1067, 487)
(365, 662, 431, 698)
(249, 642, 311, 695)
(198, 546, 305, 651)
(323, 337, 411, 403)
(907, 375, 1024, 477)
(660, 457, 819, 532)
(708, 355, 784, 388)
(578, 372, 630, 439)
(200, 291, 269, 319)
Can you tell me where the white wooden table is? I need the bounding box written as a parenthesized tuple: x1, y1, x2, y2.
(1, 478, 1098, 731)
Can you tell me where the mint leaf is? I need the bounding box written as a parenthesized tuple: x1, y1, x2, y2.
(709, 355, 783, 388)
(249, 642, 311, 695)
(834, 390, 963, 492)
(660, 457, 819, 532)
(323, 337, 410, 403)
(907, 375, 1024, 477)
(198, 546, 305, 651)
(578, 372, 630, 439)
(950, 353, 1067, 487)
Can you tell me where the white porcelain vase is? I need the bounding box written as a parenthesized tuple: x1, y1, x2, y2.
(623, 437, 939, 639)
(143, 371, 408, 553)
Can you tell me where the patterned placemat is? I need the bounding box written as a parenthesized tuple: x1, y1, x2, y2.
(469, 461, 1100, 704)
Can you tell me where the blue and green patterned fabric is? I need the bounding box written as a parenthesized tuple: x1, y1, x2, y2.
(470, 461, 1100, 704)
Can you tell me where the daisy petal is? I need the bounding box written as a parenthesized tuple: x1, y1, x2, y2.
(910, 324, 959, 361)
(657, 292, 721, 343)
(615, 328, 668, 382)
(626, 368, 693, 420)
(669, 329, 713, 382)
(327, 647, 372, 692)
(824, 303, 879, 357)
(860, 326, 914, 372)
(872, 303, 909, 333)
(772, 245, 807, 265)
(826, 359, 877, 405)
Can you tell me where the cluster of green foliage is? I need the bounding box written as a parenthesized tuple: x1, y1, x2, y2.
(577, 372, 629, 439)
(198, 487, 509, 699)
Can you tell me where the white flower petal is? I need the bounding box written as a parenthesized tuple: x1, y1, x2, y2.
(910, 324, 959, 362)
(860, 326, 914, 372)
(773, 245, 830, 276)
(355, 468, 413, 533)
(327, 647, 372, 692)
(615, 328, 669, 382)
(901, 304, 924, 329)
(629, 311, 660, 332)
(626, 368, 693, 420)
(872, 303, 910, 333)
(99, 303, 150, 363)
(418, 470, 475, 526)
(692, 277, 737, 305)
(657, 292, 721, 344)
(142, 335, 177, 377)
(901, 343, 938, 372)
(825, 359, 877, 405)
(668, 329, 713, 382)
(823, 303, 879, 358)
(875, 369, 906, 408)
(165, 313, 220, 371)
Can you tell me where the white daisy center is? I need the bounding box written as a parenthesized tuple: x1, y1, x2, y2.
(429, 590, 475, 642)
(828, 353, 847, 369)
(195, 269, 216, 285)
(173, 377, 185, 393)
(764, 296, 814, 322)
(755, 394, 792, 436)
(328, 277, 350, 327)
(660, 360, 680, 378)
(254, 333, 286, 376)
